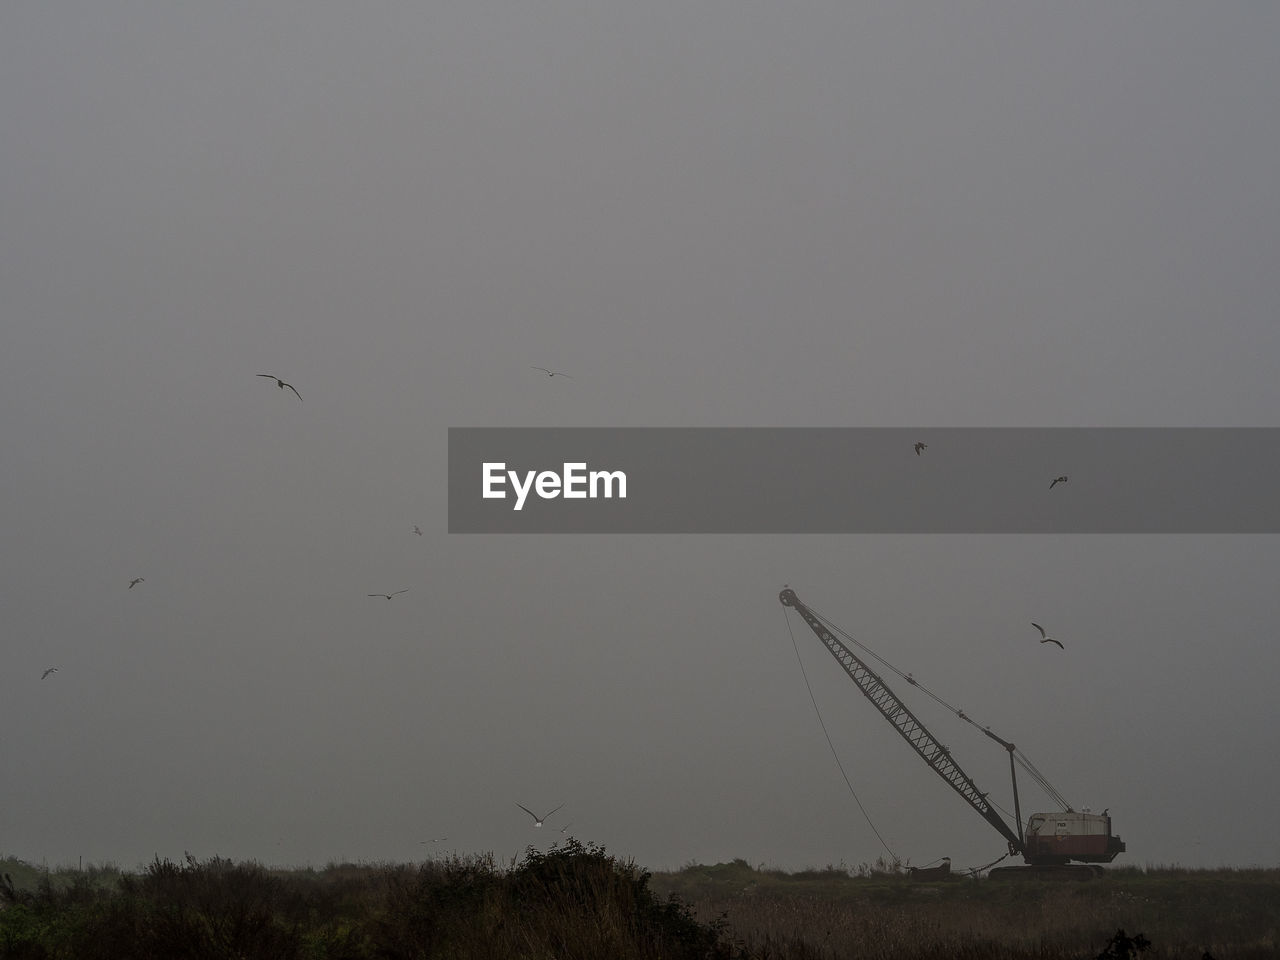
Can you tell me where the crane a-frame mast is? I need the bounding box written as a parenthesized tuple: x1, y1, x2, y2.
(780, 587, 1024, 855)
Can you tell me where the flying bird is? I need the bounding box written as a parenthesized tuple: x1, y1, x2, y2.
(1031, 623, 1064, 649)
(368, 590, 409, 600)
(914, 442, 928, 456)
(412, 526, 423, 536)
(559, 822, 574, 834)
(1050, 476, 1068, 488)
(531, 367, 572, 379)
(517, 803, 564, 827)
(256, 374, 303, 400)
(419, 838, 448, 845)
(128, 578, 145, 589)
(41, 667, 58, 680)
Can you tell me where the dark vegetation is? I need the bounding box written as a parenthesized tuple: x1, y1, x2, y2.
(0, 841, 723, 960)
(648, 858, 1274, 959)
(2, 847, 1275, 959)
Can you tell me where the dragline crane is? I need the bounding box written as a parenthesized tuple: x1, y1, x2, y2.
(780, 587, 1125, 878)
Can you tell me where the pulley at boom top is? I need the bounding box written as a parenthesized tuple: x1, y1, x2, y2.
(779, 586, 1125, 874)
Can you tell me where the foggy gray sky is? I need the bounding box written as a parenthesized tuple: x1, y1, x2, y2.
(3, 2, 1278, 873)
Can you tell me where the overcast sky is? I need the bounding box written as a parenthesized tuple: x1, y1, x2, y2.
(3, 2, 1278, 874)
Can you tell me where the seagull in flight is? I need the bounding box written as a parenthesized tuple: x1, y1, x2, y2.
(368, 590, 409, 600)
(41, 667, 59, 680)
(412, 525, 423, 536)
(128, 578, 145, 589)
(517, 803, 564, 827)
(531, 367, 572, 379)
(914, 442, 928, 456)
(559, 822, 574, 834)
(419, 838, 448, 845)
(1031, 623, 1064, 649)
(256, 374, 303, 400)
(1050, 475, 1068, 488)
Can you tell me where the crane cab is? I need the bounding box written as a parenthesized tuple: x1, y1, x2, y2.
(1024, 810, 1126, 864)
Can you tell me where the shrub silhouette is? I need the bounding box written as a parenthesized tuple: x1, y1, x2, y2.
(71, 854, 301, 960)
(1096, 928, 1152, 959)
(507, 840, 728, 958)
(370, 840, 728, 959)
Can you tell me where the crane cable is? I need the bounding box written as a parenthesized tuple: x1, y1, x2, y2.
(802, 599, 1074, 814)
(792, 602, 1027, 830)
(966, 851, 1010, 877)
(783, 607, 900, 864)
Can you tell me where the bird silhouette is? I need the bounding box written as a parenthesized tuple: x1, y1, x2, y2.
(531, 367, 572, 378)
(419, 838, 448, 845)
(914, 442, 927, 455)
(128, 578, 145, 589)
(368, 590, 409, 600)
(1050, 476, 1068, 489)
(517, 803, 564, 827)
(412, 526, 423, 536)
(1031, 622, 1064, 649)
(256, 374, 303, 400)
(41, 667, 58, 680)
(559, 822, 574, 834)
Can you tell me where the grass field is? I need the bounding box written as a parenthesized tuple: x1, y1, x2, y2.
(648, 858, 1280, 959)
(2, 847, 1276, 958)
